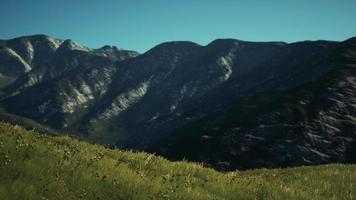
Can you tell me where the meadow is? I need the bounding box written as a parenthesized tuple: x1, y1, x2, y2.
(0, 122, 355, 200)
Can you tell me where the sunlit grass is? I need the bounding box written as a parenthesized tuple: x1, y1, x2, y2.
(0, 122, 355, 199)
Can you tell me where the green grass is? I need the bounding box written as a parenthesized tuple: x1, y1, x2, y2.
(0, 122, 355, 200)
(0, 109, 58, 135)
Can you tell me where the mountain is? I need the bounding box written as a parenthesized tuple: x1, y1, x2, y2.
(1, 121, 355, 199)
(0, 35, 355, 170)
(0, 34, 139, 131)
(151, 38, 356, 170)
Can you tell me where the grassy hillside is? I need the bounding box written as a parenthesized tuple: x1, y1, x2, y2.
(0, 122, 355, 200)
(0, 109, 58, 135)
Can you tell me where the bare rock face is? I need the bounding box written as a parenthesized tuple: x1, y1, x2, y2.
(152, 38, 356, 170)
(0, 35, 139, 129)
(0, 35, 355, 170)
(0, 35, 62, 89)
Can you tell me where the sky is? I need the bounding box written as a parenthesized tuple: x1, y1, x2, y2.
(0, 0, 355, 53)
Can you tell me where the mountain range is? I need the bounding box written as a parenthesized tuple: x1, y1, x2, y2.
(0, 34, 355, 170)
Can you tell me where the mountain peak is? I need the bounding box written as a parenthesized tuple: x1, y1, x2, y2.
(207, 38, 288, 48)
(100, 45, 118, 50)
(57, 39, 90, 53)
(10, 34, 53, 41)
(146, 41, 202, 55)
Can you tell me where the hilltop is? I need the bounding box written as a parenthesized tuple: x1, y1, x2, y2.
(0, 122, 355, 199)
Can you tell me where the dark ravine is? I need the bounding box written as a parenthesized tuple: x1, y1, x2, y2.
(0, 34, 355, 170)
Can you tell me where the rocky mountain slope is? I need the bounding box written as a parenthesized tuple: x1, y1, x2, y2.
(153, 38, 356, 170)
(0, 35, 139, 131)
(0, 35, 355, 170)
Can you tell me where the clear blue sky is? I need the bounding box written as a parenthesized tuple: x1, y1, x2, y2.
(1, 0, 355, 53)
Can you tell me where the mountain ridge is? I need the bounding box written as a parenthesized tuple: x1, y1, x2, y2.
(0, 34, 355, 170)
